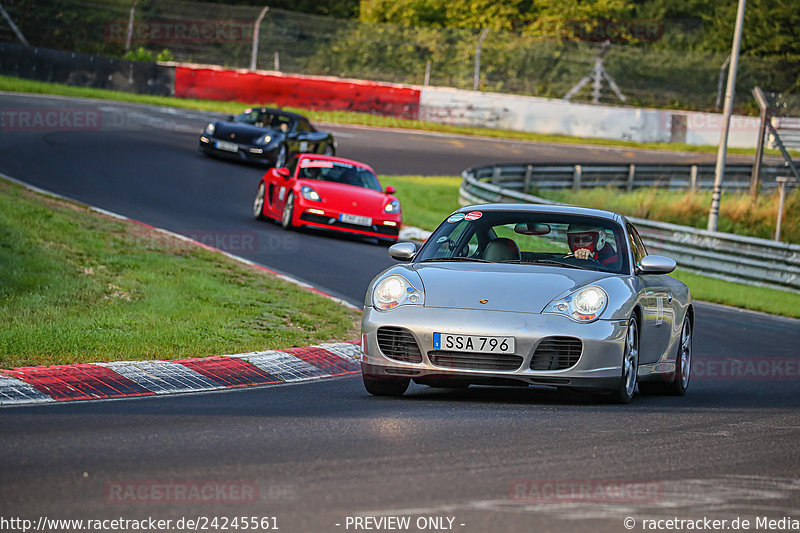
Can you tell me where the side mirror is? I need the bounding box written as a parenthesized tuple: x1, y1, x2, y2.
(385, 185, 397, 195)
(637, 255, 677, 275)
(388, 242, 416, 261)
(226, 115, 234, 122)
(276, 167, 291, 179)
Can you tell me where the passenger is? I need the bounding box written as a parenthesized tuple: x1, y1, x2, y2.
(567, 224, 619, 267)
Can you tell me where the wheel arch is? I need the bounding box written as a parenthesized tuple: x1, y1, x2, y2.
(632, 304, 643, 332)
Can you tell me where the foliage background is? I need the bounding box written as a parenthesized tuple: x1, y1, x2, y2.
(0, 0, 797, 110)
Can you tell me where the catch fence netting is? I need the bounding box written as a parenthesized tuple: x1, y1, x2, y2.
(1, 0, 796, 112)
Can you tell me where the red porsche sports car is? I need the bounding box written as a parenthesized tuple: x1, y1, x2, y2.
(253, 154, 402, 243)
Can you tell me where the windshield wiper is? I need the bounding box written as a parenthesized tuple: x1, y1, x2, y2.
(419, 257, 491, 263)
(531, 259, 596, 271)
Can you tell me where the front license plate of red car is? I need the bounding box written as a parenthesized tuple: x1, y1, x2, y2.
(433, 333, 515, 354)
(215, 140, 238, 152)
(339, 213, 372, 226)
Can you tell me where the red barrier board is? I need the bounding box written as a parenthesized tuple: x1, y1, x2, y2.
(175, 67, 420, 119)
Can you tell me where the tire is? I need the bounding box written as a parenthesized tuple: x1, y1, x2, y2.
(640, 315, 691, 396)
(253, 182, 266, 220)
(322, 143, 335, 156)
(605, 316, 639, 404)
(363, 374, 409, 397)
(274, 144, 288, 168)
(281, 192, 295, 230)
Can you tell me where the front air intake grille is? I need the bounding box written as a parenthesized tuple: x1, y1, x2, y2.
(428, 351, 523, 371)
(377, 327, 422, 363)
(529, 337, 583, 370)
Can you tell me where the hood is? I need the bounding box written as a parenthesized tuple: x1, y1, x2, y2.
(300, 180, 393, 213)
(213, 122, 278, 144)
(414, 263, 612, 313)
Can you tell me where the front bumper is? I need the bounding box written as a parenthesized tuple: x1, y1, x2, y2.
(198, 136, 278, 165)
(361, 306, 628, 391)
(296, 202, 401, 241)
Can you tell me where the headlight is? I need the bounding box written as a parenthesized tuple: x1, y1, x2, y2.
(543, 286, 607, 322)
(384, 199, 401, 213)
(372, 275, 424, 311)
(204, 123, 215, 135)
(256, 134, 272, 144)
(301, 185, 321, 201)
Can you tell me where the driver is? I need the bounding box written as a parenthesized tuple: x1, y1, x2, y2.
(567, 224, 618, 267)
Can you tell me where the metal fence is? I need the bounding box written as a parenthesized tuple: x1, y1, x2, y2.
(0, 0, 796, 112)
(459, 166, 800, 293)
(467, 162, 792, 193)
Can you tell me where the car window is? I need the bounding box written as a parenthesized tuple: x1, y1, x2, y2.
(234, 109, 262, 125)
(627, 223, 648, 265)
(417, 211, 629, 274)
(295, 119, 312, 133)
(297, 159, 382, 192)
(286, 156, 300, 175)
(234, 109, 294, 132)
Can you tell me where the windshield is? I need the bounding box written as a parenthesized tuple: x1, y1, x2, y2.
(416, 210, 629, 274)
(234, 109, 295, 131)
(297, 159, 382, 192)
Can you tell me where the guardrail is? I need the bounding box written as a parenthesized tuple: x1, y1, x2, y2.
(772, 116, 800, 151)
(460, 165, 800, 293)
(467, 162, 793, 192)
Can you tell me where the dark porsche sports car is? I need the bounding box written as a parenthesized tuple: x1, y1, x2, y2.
(198, 107, 336, 166)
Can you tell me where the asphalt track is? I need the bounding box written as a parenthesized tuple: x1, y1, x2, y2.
(1, 93, 799, 532)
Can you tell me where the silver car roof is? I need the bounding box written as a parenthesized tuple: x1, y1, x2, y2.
(455, 203, 625, 224)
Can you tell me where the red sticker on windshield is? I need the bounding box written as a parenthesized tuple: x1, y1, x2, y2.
(465, 211, 483, 221)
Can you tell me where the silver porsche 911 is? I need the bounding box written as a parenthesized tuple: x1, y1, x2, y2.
(360, 204, 693, 403)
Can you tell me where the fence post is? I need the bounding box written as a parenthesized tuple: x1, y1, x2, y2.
(690, 165, 698, 192)
(274, 51, 280, 71)
(0, 2, 29, 46)
(124, 0, 138, 53)
(250, 6, 269, 71)
(750, 87, 770, 201)
(523, 164, 533, 193)
(492, 165, 501, 185)
(573, 165, 582, 192)
(775, 177, 796, 241)
(626, 164, 635, 192)
(473, 28, 490, 91)
(424, 61, 431, 86)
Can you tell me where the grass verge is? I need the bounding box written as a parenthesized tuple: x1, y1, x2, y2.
(0, 74, 791, 158)
(384, 175, 800, 319)
(0, 178, 360, 369)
